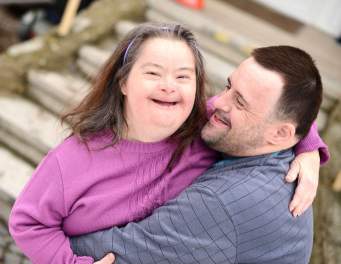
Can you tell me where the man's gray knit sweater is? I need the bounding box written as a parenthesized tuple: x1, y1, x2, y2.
(71, 149, 313, 264)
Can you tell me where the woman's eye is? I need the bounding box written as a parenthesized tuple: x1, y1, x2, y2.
(225, 84, 231, 91)
(146, 71, 159, 76)
(177, 75, 190, 79)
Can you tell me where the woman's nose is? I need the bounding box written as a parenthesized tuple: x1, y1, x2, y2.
(160, 77, 176, 93)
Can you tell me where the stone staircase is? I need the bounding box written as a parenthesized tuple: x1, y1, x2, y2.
(0, 0, 340, 263)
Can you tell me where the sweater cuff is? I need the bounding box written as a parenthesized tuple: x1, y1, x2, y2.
(294, 121, 330, 165)
(76, 256, 94, 264)
(206, 96, 218, 118)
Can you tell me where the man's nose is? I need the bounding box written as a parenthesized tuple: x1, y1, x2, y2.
(214, 92, 232, 112)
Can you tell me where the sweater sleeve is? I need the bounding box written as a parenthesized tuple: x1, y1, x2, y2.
(9, 151, 94, 264)
(70, 185, 237, 264)
(294, 121, 330, 165)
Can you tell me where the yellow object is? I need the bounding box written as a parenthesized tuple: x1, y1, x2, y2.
(332, 170, 341, 192)
(240, 45, 253, 55)
(213, 32, 231, 44)
(57, 0, 81, 36)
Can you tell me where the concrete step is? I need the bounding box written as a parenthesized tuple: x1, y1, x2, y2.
(317, 110, 328, 131)
(77, 45, 112, 78)
(0, 146, 33, 224)
(115, 20, 138, 39)
(0, 95, 67, 164)
(0, 147, 33, 201)
(78, 45, 112, 69)
(27, 70, 90, 115)
(77, 58, 99, 78)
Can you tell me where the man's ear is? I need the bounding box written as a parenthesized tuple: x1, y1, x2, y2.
(267, 122, 296, 145)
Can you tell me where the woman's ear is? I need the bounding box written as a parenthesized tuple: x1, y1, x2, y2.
(120, 81, 127, 95)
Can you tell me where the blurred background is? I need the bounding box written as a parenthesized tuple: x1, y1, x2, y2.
(0, 0, 340, 263)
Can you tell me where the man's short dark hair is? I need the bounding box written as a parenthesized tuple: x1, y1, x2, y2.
(252, 45, 322, 139)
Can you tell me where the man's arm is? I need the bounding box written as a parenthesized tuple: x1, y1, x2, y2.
(71, 185, 237, 264)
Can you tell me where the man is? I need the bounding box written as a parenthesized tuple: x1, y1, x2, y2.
(71, 46, 324, 263)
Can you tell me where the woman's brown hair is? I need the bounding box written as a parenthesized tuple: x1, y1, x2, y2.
(62, 22, 208, 170)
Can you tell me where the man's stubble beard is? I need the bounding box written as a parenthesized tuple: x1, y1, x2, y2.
(201, 120, 267, 156)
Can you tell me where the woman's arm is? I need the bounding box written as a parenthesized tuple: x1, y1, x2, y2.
(294, 121, 329, 165)
(9, 151, 94, 264)
(287, 121, 330, 216)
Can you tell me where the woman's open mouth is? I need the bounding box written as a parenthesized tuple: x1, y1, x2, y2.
(152, 99, 178, 107)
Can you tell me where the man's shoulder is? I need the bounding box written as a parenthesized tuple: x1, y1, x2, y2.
(191, 149, 313, 264)
(195, 149, 295, 196)
(191, 149, 301, 237)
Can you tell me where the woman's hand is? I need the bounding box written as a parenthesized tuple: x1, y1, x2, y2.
(94, 253, 115, 264)
(286, 150, 320, 217)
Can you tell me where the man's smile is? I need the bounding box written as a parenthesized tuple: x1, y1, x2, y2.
(211, 112, 231, 128)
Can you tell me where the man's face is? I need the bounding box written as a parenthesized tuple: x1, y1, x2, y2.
(201, 57, 284, 156)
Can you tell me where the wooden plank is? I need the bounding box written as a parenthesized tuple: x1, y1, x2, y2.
(28, 86, 67, 115)
(77, 45, 113, 78)
(76, 58, 100, 78)
(0, 96, 67, 164)
(57, 0, 82, 36)
(78, 45, 111, 68)
(321, 95, 336, 112)
(201, 50, 235, 88)
(27, 70, 90, 114)
(323, 78, 341, 101)
(0, 147, 33, 201)
(317, 110, 328, 132)
(115, 20, 138, 38)
(0, 129, 45, 165)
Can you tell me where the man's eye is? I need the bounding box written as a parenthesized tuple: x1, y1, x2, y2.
(225, 84, 231, 91)
(177, 75, 189, 79)
(236, 97, 244, 108)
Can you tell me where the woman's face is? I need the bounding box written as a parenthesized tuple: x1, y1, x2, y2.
(121, 37, 197, 142)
